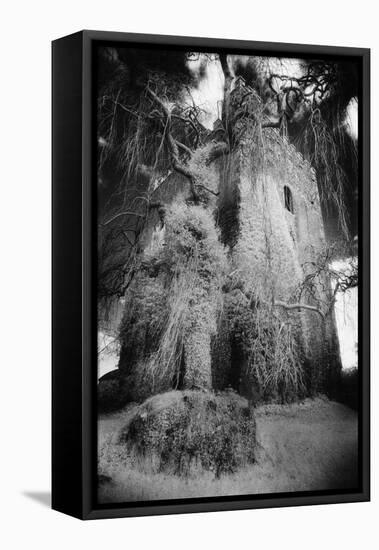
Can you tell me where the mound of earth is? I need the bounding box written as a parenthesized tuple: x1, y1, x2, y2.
(119, 390, 256, 477)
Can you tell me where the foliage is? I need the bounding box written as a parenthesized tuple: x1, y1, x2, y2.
(163, 202, 227, 280)
(119, 272, 169, 363)
(118, 202, 228, 397)
(97, 59, 205, 300)
(229, 83, 264, 145)
(337, 368, 359, 410)
(186, 144, 220, 202)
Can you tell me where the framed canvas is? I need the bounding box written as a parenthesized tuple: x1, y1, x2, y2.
(52, 30, 370, 520)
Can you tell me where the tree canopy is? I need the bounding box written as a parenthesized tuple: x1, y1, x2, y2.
(96, 47, 359, 300)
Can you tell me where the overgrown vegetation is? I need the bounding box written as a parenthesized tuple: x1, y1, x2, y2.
(223, 286, 306, 403)
(118, 202, 228, 397)
(118, 390, 256, 477)
(96, 49, 359, 481)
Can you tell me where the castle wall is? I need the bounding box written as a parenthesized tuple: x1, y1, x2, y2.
(217, 126, 342, 395)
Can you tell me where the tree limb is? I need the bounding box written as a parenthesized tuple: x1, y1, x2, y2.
(219, 53, 234, 128)
(274, 300, 325, 319)
(101, 211, 145, 226)
(145, 87, 200, 202)
(145, 86, 231, 203)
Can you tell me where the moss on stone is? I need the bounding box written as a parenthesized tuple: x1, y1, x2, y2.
(117, 202, 228, 400)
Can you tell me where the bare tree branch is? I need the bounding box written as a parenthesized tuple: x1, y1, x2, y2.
(145, 86, 200, 202)
(274, 300, 325, 319)
(219, 53, 234, 129)
(146, 86, 227, 201)
(101, 211, 146, 227)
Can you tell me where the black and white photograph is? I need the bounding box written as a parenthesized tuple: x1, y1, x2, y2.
(96, 44, 361, 504)
(1, 0, 377, 541)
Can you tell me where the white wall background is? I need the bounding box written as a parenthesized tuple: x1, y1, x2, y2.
(0, 1, 376, 548)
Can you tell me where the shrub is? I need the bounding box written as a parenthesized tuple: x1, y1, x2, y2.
(338, 368, 359, 410)
(119, 390, 256, 477)
(98, 377, 126, 414)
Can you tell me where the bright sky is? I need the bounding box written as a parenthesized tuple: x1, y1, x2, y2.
(345, 97, 358, 139)
(332, 260, 358, 370)
(186, 55, 224, 128)
(335, 286, 358, 369)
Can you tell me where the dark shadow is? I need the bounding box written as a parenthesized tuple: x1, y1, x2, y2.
(23, 491, 51, 508)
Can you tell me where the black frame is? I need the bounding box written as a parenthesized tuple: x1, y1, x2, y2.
(52, 30, 370, 520)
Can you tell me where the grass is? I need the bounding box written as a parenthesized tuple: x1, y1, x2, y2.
(98, 395, 358, 503)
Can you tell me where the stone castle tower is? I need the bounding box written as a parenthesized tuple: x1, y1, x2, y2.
(113, 78, 342, 403)
(214, 78, 342, 396)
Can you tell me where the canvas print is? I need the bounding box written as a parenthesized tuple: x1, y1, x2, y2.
(96, 45, 359, 504)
